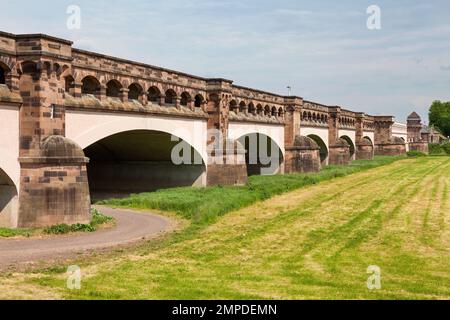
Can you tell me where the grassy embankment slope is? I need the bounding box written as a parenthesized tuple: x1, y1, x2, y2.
(2, 156, 450, 299)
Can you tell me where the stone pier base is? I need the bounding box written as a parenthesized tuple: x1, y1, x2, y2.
(206, 139, 248, 186)
(375, 138, 406, 157)
(356, 138, 374, 160)
(329, 138, 351, 165)
(285, 136, 321, 173)
(17, 136, 91, 228)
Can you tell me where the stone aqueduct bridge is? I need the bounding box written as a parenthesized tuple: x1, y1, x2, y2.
(0, 32, 427, 228)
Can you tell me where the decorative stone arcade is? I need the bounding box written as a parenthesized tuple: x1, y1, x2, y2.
(0, 31, 412, 228)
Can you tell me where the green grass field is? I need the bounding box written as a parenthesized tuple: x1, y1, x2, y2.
(1, 156, 449, 299)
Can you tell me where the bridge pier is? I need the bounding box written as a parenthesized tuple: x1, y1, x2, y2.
(18, 136, 91, 227)
(326, 107, 351, 165)
(284, 98, 320, 173)
(206, 139, 248, 186)
(284, 136, 321, 173)
(354, 113, 374, 160)
(329, 139, 351, 165)
(356, 138, 374, 160)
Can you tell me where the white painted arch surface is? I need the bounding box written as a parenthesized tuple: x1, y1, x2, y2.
(228, 121, 285, 155)
(65, 110, 209, 164)
(392, 122, 408, 141)
(299, 127, 329, 150)
(392, 122, 409, 151)
(0, 105, 20, 189)
(363, 131, 375, 145)
(338, 129, 356, 146)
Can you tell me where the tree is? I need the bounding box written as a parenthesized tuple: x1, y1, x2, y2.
(429, 100, 450, 138)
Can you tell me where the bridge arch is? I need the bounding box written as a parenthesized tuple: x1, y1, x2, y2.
(307, 134, 328, 165)
(237, 132, 284, 176)
(228, 122, 285, 175)
(65, 109, 208, 200)
(64, 111, 208, 197)
(83, 128, 206, 200)
(340, 135, 355, 158)
(0, 151, 19, 228)
(66, 111, 207, 160)
(363, 136, 374, 146)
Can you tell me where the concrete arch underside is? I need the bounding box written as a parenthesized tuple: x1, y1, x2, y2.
(65, 110, 208, 161)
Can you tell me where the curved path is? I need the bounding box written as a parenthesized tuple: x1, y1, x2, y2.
(0, 206, 174, 271)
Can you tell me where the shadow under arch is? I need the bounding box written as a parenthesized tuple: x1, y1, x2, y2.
(236, 132, 284, 176)
(84, 129, 206, 201)
(307, 134, 328, 165)
(340, 135, 355, 158)
(0, 167, 18, 228)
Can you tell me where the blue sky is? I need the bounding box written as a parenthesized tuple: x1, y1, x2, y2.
(1, 0, 450, 122)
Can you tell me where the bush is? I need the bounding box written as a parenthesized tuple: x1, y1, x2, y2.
(429, 142, 450, 155)
(43, 208, 113, 235)
(442, 142, 450, 154)
(429, 144, 445, 155)
(407, 151, 427, 157)
(91, 208, 114, 227)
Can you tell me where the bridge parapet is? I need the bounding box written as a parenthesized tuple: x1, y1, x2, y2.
(232, 85, 285, 105)
(300, 100, 329, 128)
(72, 49, 207, 91)
(338, 109, 357, 130)
(363, 115, 375, 132)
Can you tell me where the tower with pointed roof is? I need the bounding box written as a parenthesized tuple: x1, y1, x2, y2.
(407, 111, 429, 153)
(407, 112, 423, 143)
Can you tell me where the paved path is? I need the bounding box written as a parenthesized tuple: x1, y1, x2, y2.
(0, 206, 174, 271)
